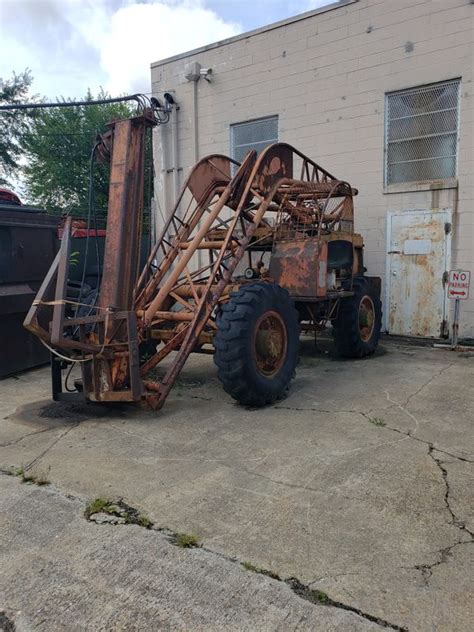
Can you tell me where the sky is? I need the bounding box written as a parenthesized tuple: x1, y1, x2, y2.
(0, 0, 334, 100)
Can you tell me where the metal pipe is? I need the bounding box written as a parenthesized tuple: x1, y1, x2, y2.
(192, 80, 203, 269)
(452, 298, 460, 349)
(171, 104, 180, 204)
(192, 81, 199, 164)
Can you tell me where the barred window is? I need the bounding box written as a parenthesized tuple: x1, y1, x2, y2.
(385, 80, 460, 185)
(230, 116, 278, 164)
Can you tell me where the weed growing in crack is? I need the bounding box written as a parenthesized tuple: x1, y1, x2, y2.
(368, 416, 386, 427)
(85, 498, 154, 529)
(15, 465, 50, 486)
(136, 514, 153, 528)
(237, 566, 406, 630)
(84, 497, 111, 518)
(34, 472, 51, 486)
(171, 532, 200, 548)
(241, 561, 280, 580)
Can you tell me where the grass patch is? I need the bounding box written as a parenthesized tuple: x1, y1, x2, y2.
(368, 416, 386, 427)
(171, 532, 200, 548)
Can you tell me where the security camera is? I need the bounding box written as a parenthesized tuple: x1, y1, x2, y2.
(163, 92, 177, 112)
(199, 68, 213, 83)
(150, 96, 164, 110)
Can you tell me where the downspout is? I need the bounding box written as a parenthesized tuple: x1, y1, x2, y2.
(192, 79, 199, 165)
(185, 62, 202, 267)
(172, 103, 180, 202)
(163, 91, 180, 205)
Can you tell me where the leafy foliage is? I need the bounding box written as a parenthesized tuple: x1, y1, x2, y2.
(21, 89, 135, 216)
(0, 69, 39, 187)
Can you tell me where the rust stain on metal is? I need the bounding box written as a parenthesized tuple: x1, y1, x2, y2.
(269, 239, 328, 297)
(26, 131, 371, 409)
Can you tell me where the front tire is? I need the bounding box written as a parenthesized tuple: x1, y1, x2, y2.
(332, 277, 381, 358)
(214, 283, 300, 406)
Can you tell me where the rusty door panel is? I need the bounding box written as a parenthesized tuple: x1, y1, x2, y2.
(387, 210, 450, 337)
(269, 239, 328, 298)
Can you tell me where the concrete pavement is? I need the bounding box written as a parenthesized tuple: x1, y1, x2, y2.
(0, 337, 473, 630)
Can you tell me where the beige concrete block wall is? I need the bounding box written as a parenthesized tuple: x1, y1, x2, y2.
(151, 0, 474, 337)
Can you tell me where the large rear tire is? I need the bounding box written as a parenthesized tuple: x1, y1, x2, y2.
(332, 277, 381, 358)
(214, 283, 300, 406)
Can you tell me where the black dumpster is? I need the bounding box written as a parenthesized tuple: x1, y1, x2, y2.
(0, 204, 59, 377)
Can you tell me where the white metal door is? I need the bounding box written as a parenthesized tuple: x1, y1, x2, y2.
(386, 209, 451, 337)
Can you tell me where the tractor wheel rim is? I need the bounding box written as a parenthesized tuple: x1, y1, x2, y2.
(253, 310, 288, 377)
(359, 295, 375, 342)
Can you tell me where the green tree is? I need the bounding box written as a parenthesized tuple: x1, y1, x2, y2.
(21, 90, 136, 216)
(0, 69, 38, 187)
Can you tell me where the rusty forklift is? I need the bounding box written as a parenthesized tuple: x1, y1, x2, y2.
(25, 101, 381, 410)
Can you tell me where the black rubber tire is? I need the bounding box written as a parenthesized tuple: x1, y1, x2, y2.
(214, 283, 300, 406)
(332, 277, 382, 358)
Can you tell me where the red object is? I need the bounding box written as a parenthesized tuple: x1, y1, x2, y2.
(58, 227, 107, 238)
(0, 188, 22, 206)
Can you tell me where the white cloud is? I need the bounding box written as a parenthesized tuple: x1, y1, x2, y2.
(100, 2, 240, 94)
(0, 0, 240, 98)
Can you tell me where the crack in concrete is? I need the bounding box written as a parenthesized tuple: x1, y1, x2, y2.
(276, 364, 471, 464)
(428, 448, 474, 540)
(0, 472, 405, 632)
(365, 384, 474, 585)
(404, 362, 454, 407)
(356, 408, 473, 463)
(286, 577, 407, 631)
(22, 423, 80, 472)
(0, 610, 15, 632)
(1, 358, 470, 627)
(85, 497, 405, 630)
(408, 540, 472, 587)
(93, 522, 408, 632)
(0, 426, 58, 449)
(404, 448, 474, 586)
(274, 405, 364, 414)
(230, 466, 326, 495)
(308, 571, 361, 586)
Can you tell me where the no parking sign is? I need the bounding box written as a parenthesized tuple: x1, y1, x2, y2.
(446, 270, 471, 348)
(447, 270, 470, 300)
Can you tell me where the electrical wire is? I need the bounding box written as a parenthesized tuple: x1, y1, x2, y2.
(0, 94, 144, 111)
(74, 141, 99, 321)
(39, 338, 92, 363)
(0, 93, 171, 125)
(64, 362, 77, 392)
